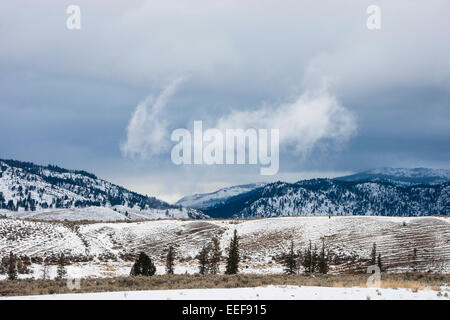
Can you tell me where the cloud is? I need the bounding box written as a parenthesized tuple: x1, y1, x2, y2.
(122, 73, 356, 162)
(216, 88, 357, 156)
(121, 77, 184, 158)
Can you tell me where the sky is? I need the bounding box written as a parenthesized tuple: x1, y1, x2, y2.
(0, 1, 449, 203)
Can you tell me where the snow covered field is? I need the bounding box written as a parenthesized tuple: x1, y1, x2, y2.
(2, 285, 448, 300)
(0, 216, 449, 279)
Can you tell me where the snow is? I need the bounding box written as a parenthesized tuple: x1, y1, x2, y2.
(0, 159, 205, 220)
(337, 167, 450, 186)
(2, 206, 203, 221)
(1, 285, 448, 300)
(176, 183, 266, 209)
(1, 216, 448, 278)
(367, 167, 450, 179)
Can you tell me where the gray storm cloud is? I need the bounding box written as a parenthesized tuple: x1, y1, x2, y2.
(1, 1, 448, 201)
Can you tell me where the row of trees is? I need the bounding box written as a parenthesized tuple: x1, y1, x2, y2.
(0, 252, 32, 280)
(2, 235, 390, 280)
(131, 230, 240, 276)
(282, 240, 386, 275)
(2, 252, 67, 280)
(282, 239, 329, 275)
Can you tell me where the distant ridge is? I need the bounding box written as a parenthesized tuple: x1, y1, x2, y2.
(176, 167, 450, 218)
(203, 179, 449, 218)
(176, 183, 266, 209)
(335, 167, 450, 186)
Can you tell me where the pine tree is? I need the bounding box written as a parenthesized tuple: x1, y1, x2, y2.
(209, 238, 221, 275)
(197, 244, 210, 275)
(318, 239, 329, 274)
(166, 246, 175, 275)
(225, 229, 240, 275)
(56, 253, 67, 279)
(41, 258, 49, 280)
(296, 249, 304, 272)
(7, 251, 17, 280)
(371, 243, 377, 265)
(283, 240, 298, 274)
(377, 253, 382, 272)
(302, 241, 312, 274)
(130, 252, 156, 276)
(311, 244, 318, 273)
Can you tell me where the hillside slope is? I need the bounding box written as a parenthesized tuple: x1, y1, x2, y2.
(204, 179, 450, 218)
(0, 216, 448, 275)
(176, 183, 266, 209)
(0, 159, 207, 220)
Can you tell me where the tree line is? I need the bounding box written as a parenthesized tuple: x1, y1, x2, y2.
(131, 230, 240, 276)
(2, 230, 393, 280)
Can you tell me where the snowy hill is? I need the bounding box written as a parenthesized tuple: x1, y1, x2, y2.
(175, 168, 450, 218)
(0, 216, 448, 276)
(176, 183, 266, 209)
(336, 167, 450, 186)
(203, 179, 450, 218)
(0, 159, 207, 220)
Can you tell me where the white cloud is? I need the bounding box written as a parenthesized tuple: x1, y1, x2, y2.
(216, 88, 357, 156)
(122, 75, 356, 161)
(121, 77, 184, 158)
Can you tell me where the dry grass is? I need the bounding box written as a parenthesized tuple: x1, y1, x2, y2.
(0, 272, 448, 297)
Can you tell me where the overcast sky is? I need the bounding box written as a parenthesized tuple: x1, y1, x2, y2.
(1, 1, 449, 202)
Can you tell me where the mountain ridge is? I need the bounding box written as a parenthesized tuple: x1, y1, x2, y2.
(0, 158, 207, 220)
(176, 182, 267, 209)
(204, 178, 449, 218)
(336, 167, 450, 186)
(2, 160, 449, 220)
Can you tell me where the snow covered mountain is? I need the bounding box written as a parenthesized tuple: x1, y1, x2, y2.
(203, 179, 450, 218)
(176, 183, 266, 209)
(0, 159, 207, 220)
(336, 167, 450, 186)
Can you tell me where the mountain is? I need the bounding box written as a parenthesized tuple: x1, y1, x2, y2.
(0, 159, 207, 220)
(203, 179, 450, 218)
(336, 167, 450, 186)
(176, 183, 266, 209)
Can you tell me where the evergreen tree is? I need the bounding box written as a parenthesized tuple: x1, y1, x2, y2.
(7, 251, 17, 280)
(41, 258, 49, 280)
(318, 239, 329, 274)
(311, 244, 318, 273)
(371, 243, 377, 265)
(283, 240, 298, 274)
(225, 230, 240, 275)
(56, 253, 67, 279)
(130, 252, 156, 276)
(302, 241, 312, 274)
(296, 249, 304, 272)
(166, 246, 175, 275)
(209, 238, 221, 275)
(377, 253, 383, 272)
(197, 244, 210, 275)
